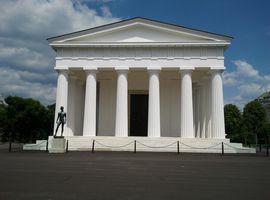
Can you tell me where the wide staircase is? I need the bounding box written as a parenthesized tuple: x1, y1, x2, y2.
(24, 136, 255, 153)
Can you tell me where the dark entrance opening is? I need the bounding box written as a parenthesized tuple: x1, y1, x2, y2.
(130, 94, 148, 136)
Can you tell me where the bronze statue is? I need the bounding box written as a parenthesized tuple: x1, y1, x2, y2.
(54, 106, 66, 137)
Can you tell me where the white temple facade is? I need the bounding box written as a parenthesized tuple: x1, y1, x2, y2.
(48, 17, 229, 139)
(43, 18, 256, 153)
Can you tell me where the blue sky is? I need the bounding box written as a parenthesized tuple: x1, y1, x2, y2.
(0, 0, 269, 108)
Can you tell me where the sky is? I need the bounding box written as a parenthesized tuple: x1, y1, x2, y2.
(0, 0, 269, 109)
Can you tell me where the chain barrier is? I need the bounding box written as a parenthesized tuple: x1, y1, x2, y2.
(136, 141, 177, 148)
(179, 141, 222, 150)
(94, 140, 134, 148)
(92, 140, 224, 150)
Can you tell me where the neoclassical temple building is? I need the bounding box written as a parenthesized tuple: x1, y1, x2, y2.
(44, 18, 253, 153)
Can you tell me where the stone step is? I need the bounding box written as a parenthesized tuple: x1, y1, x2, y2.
(60, 136, 255, 153)
(23, 140, 47, 151)
(23, 136, 256, 153)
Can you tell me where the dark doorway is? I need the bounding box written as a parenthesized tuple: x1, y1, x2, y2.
(130, 94, 148, 136)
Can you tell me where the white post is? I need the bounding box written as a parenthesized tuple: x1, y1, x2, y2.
(115, 68, 129, 137)
(180, 69, 194, 138)
(83, 69, 97, 136)
(54, 70, 69, 135)
(211, 70, 225, 139)
(147, 68, 161, 137)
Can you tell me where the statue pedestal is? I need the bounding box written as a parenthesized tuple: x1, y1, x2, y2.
(49, 138, 66, 153)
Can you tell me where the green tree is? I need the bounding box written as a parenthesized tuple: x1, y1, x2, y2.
(0, 104, 8, 141)
(224, 104, 242, 142)
(242, 100, 267, 145)
(258, 122, 270, 145)
(0, 96, 54, 143)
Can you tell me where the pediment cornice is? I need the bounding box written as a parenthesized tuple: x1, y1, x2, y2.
(48, 18, 232, 49)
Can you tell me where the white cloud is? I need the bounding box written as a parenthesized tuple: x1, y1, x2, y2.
(101, 5, 113, 18)
(224, 60, 270, 108)
(0, 67, 57, 105)
(223, 60, 261, 86)
(233, 60, 260, 79)
(238, 83, 264, 97)
(0, 0, 120, 105)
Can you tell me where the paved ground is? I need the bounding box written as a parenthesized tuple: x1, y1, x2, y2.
(0, 150, 269, 200)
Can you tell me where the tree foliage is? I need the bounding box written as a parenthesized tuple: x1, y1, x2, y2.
(1, 96, 269, 145)
(0, 96, 55, 143)
(224, 101, 269, 145)
(258, 122, 270, 143)
(224, 104, 242, 142)
(242, 100, 267, 145)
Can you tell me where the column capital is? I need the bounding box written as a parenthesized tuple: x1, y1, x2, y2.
(83, 67, 98, 74)
(147, 66, 161, 71)
(180, 69, 193, 78)
(56, 69, 69, 75)
(210, 66, 226, 70)
(210, 70, 224, 78)
(180, 66, 195, 70)
(210, 69, 225, 75)
(54, 65, 68, 70)
(115, 66, 129, 73)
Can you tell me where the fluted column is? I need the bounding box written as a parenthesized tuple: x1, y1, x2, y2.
(200, 81, 206, 138)
(75, 80, 85, 135)
(54, 69, 69, 135)
(192, 85, 196, 135)
(83, 69, 97, 136)
(195, 84, 201, 138)
(66, 76, 77, 136)
(211, 70, 225, 139)
(147, 68, 161, 137)
(180, 69, 194, 138)
(115, 68, 129, 137)
(205, 77, 212, 138)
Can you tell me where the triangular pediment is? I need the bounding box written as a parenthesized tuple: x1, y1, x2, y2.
(48, 18, 232, 46)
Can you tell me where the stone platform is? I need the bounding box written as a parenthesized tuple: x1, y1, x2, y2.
(23, 136, 255, 154)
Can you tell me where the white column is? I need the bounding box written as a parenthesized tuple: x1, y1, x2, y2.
(180, 69, 194, 138)
(115, 68, 129, 137)
(66, 76, 77, 136)
(195, 84, 201, 138)
(75, 80, 85, 135)
(192, 84, 197, 137)
(147, 68, 161, 137)
(205, 77, 212, 138)
(54, 69, 69, 135)
(211, 70, 225, 139)
(83, 69, 97, 136)
(200, 81, 206, 138)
